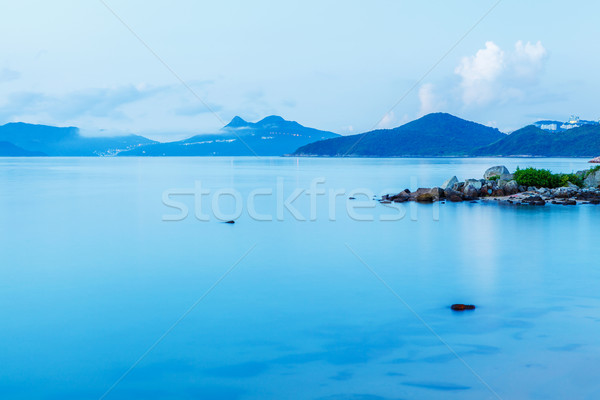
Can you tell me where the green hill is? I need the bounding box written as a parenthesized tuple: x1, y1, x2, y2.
(292, 113, 506, 157)
(476, 124, 600, 157)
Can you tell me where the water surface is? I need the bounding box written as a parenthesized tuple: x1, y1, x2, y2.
(1, 157, 599, 400)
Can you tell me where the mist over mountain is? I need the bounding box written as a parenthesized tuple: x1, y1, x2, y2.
(0, 122, 156, 156)
(118, 115, 340, 156)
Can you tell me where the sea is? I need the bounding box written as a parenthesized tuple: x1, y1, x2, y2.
(1, 157, 599, 400)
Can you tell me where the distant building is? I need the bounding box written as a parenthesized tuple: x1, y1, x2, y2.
(536, 115, 599, 132)
(540, 123, 558, 131)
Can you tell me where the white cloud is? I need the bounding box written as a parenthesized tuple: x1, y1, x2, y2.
(377, 111, 396, 129)
(455, 40, 547, 107)
(455, 41, 506, 106)
(512, 40, 547, 79)
(418, 83, 441, 116)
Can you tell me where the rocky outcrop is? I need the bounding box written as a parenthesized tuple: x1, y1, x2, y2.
(381, 166, 600, 207)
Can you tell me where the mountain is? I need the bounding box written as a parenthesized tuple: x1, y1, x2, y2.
(0, 122, 157, 156)
(0, 141, 46, 156)
(476, 124, 600, 157)
(292, 113, 506, 157)
(119, 115, 340, 156)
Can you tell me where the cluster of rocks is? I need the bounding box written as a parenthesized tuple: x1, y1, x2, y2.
(381, 165, 600, 206)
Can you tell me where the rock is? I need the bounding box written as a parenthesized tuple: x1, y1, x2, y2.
(584, 169, 600, 188)
(563, 199, 577, 205)
(416, 193, 434, 202)
(390, 189, 411, 202)
(521, 195, 545, 206)
(225, 220, 236, 224)
(566, 181, 579, 189)
(444, 189, 464, 202)
(465, 179, 483, 190)
(428, 187, 444, 200)
(409, 188, 433, 201)
(441, 176, 458, 190)
(483, 165, 510, 180)
(451, 304, 476, 311)
(555, 187, 576, 198)
(504, 180, 519, 195)
(463, 184, 479, 199)
(349, 197, 356, 200)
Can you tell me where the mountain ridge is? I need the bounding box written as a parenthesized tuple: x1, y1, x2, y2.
(292, 113, 506, 157)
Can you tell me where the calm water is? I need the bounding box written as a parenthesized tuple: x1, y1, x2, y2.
(1, 157, 599, 400)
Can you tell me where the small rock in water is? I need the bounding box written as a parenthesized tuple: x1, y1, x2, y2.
(451, 304, 476, 311)
(224, 220, 236, 224)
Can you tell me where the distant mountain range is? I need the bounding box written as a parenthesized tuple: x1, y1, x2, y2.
(1, 113, 600, 158)
(476, 124, 600, 157)
(118, 115, 339, 156)
(0, 122, 155, 156)
(292, 113, 506, 156)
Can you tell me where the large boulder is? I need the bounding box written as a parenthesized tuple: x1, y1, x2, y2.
(584, 169, 600, 188)
(444, 189, 464, 202)
(504, 180, 519, 195)
(441, 176, 458, 190)
(463, 184, 479, 199)
(465, 179, 483, 191)
(416, 193, 434, 202)
(390, 190, 410, 203)
(409, 188, 432, 201)
(428, 187, 444, 200)
(484, 165, 511, 180)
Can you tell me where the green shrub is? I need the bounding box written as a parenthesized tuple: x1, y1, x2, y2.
(488, 175, 500, 181)
(558, 173, 583, 188)
(513, 167, 583, 188)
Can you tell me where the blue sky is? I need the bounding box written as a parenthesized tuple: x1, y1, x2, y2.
(0, 0, 598, 140)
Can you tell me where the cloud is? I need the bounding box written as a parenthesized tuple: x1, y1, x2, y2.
(418, 83, 442, 116)
(512, 40, 547, 79)
(174, 102, 223, 116)
(376, 111, 396, 129)
(0, 84, 171, 122)
(455, 40, 547, 107)
(0, 67, 20, 83)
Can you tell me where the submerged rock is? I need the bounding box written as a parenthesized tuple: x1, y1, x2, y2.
(451, 304, 476, 311)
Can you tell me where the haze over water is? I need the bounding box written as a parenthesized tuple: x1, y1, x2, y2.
(1, 157, 599, 400)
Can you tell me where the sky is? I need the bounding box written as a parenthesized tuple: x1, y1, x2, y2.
(0, 0, 599, 141)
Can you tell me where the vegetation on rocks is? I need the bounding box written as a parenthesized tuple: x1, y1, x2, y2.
(513, 167, 583, 188)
